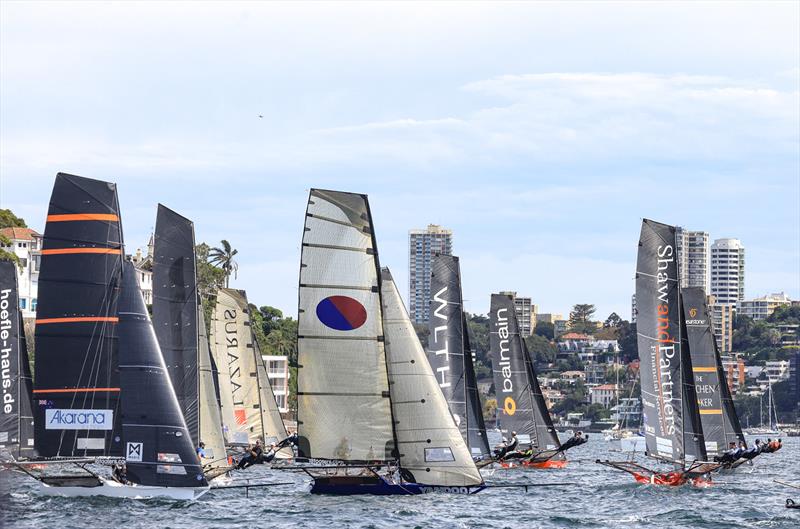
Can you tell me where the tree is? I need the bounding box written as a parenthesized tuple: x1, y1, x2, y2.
(259, 306, 285, 335)
(604, 312, 623, 329)
(569, 303, 597, 334)
(524, 334, 557, 364)
(208, 240, 239, 287)
(0, 235, 21, 268)
(0, 209, 26, 229)
(534, 321, 555, 340)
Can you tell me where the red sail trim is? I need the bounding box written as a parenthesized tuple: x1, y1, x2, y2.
(41, 248, 121, 255)
(35, 316, 119, 325)
(46, 214, 119, 222)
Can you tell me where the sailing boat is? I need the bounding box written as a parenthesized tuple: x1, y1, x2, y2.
(296, 189, 484, 494)
(426, 254, 491, 460)
(682, 287, 745, 459)
(209, 288, 288, 451)
(598, 219, 719, 486)
(152, 204, 229, 478)
(0, 260, 36, 460)
(21, 173, 209, 499)
(489, 293, 565, 468)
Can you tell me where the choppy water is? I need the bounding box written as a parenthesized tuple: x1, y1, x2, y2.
(1, 436, 798, 529)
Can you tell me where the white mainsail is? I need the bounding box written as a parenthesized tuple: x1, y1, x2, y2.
(381, 268, 483, 486)
(296, 189, 394, 461)
(198, 309, 228, 467)
(253, 337, 289, 449)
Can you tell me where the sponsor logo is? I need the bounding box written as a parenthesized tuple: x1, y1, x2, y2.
(652, 244, 677, 437)
(45, 409, 113, 430)
(430, 286, 450, 388)
(1, 288, 16, 415)
(495, 307, 515, 413)
(503, 396, 517, 416)
(316, 296, 367, 331)
(689, 308, 697, 318)
(126, 442, 143, 461)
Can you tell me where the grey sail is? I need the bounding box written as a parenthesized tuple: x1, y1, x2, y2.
(296, 189, 394, 461)
(682, 287, 744, 457)
(381, 268, 483, 486)
(522, 339, 563, 458)
(636, 219, 706, 464)
(0, 261, 35, 459)
(118, 260, 207, 488)
(253, 335, 289, 446)
(489, 293, 537, 447)
(198, 308, 228, 468)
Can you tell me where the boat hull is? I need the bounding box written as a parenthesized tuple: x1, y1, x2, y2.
(309, 475, 484, 495)
(38, 477, 210, 500)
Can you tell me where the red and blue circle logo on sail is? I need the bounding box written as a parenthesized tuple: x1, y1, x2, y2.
(316, 296, 367, 331)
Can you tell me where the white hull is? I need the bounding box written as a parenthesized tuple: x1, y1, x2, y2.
(38, 477, 209, 500)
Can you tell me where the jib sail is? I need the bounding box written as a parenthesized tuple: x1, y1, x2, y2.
(33, 173, 124, 457)
(636, 219, 706, 464)
(682, 287, 743, 457)
(118, 260, 207, 487)
(522, 339, 563, 458)
(296, 189, 394, 461)
(0, 261, 35, 458)
(382, 268, 482, 486)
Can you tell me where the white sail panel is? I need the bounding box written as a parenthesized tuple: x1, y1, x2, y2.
(253, 339, 289, 448)
(198, 309, 227, 468)
(381, 268, 483, 487)
(297, 189, 393, 461)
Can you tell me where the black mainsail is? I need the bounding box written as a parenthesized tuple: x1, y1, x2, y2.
(636, 219, 706, 464)
(33, 173, 124, 457)
(0, 261, 35, 459)
(118, 260, 208, 487)
(426, 254, 490, 458)
(682, 287, 744, 456)
(522, 339, 564, 460)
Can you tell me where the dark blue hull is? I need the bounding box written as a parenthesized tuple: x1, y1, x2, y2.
(309, 475, 485, 495)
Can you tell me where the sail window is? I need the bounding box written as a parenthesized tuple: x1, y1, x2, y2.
(423, 447, 455, 462)
(157, 465, 188, 475)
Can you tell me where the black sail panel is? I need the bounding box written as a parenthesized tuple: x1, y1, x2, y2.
(118, 260, 207, 488)
(678, 299, 708, 461)
(153, 204, 200, 444)
(33, 173, 124, 457)
(426, 255, 467, 441)
(462, 312, 490, 458)
(0, 261, 35, 457)
(522, 340, 563, 457)
(489, 293, 536, 446)
(636, 219, 706, 464)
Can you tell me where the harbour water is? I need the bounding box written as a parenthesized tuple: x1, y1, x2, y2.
(1, 436, 797, 529)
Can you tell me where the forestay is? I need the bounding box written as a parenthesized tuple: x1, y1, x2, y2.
(296, 189, 394, 461)
(0, 261, 35, 459)
(118, 260, 207, 488)
(636, 219, 706, 464)
(682, 287, 744, 456)
(33, 173, 124, 457)
(382, 268, 482, 486)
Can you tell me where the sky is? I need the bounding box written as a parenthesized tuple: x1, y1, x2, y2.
(1, 1, 798, 320)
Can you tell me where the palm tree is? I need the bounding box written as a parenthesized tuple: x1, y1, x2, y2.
(208, 239, 239, 288)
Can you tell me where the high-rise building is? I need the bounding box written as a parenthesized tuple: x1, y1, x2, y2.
(711, 298, 735, 353)
(710, 238, 745, 305)
(737, 292, 792, 321)
(499, 291, 534, 337)
(676, 227, 710, 292)
(409, 224, 453, 324)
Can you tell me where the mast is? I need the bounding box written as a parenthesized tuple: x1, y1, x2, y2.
(381, 267, 482, 486)
(635, 219, 706, 465)
(33, 173, 124, 458)
(682, 287, 744, 456)
(296, 189, 394, 461)
(117, 259, 207, 487)
(0, 261, 35, 459)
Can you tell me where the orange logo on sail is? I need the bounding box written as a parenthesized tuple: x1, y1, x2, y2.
(689, 308, 698, 318)
(234, 408, 247, 426)
(504, 397, 517, 416)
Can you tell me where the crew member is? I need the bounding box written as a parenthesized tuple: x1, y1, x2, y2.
(196, 441, 206, 461)
(714, 441, 741, 463)
(495, 431, 519, 459)
(276, 432, 299, 450)
(236, 440, 264, 470)
(560, 431, 589, 451)
(112, 463, 128, 485)
(739, 439, 763, 461)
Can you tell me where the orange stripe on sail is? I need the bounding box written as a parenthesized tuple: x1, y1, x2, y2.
(35, 316, 119, 325)
(46, 214, 119, 222)
(41, 248, 121, 255)
(692, 367, 717, 372)
(33, 387, 121, 394)
(698, 409, 723, 415)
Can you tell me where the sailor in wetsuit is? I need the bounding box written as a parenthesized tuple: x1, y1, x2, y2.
(495, 432, 519, 459)
(738, 439, 763, 461)
(112, 463, 129, 484)
(714, 441, 741, 464)
(236, 439, 264, 470)
(559, 431, 589, 452)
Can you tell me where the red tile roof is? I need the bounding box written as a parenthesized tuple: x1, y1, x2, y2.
(0, 227, 40, 241)
(559, 332, 592, 340)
